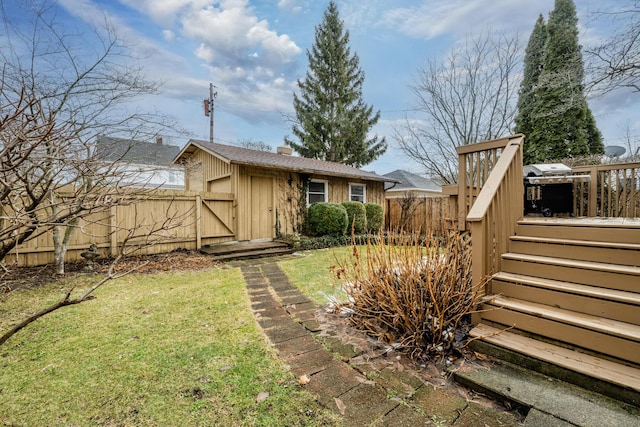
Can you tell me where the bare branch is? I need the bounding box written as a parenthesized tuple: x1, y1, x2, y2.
(585, 1, 640, 96)
(395, 31, 521, 184)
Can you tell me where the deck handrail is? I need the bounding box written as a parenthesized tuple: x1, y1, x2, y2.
(455, 134, 522, 230)
(463, 135, 524, 313)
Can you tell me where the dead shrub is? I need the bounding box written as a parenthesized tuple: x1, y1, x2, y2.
(331, 230, 481, 362)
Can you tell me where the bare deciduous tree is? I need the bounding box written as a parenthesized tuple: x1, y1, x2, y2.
(0, 0, 181, 274)
(236, 138, 273, 152)
(395, 32, 521, 184)
(397, 191, 421, 231)
(586, 1, 640, 95)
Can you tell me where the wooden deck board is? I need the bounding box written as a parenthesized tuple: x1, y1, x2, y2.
(520, 217, 640, 227)
(485, 295, 640, 341)
(470, 324, 640, 393)
(493, 272, 640, 306)
(509, 235, 640, 251)
(502, 253, 640, 276)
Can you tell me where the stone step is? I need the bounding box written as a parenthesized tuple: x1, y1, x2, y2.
(454, 357, 640, 425)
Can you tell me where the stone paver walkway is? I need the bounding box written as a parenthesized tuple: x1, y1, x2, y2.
(238, 260, 520, 426)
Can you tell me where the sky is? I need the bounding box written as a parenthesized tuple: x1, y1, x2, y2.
(7, 0, 639, 174)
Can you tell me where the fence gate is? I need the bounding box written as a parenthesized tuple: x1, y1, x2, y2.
(199, 192, 236, 244)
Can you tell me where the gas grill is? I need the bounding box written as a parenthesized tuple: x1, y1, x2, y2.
(523, 163, 590, 217)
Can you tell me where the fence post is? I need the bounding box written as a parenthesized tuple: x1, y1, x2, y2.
(196, 193, 202, 249)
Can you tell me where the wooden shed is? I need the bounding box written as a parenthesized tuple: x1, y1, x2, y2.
(174, 140, 396, 243)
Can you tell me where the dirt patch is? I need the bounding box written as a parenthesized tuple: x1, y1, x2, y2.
(312, 306, 508, 413)
(1, 250, 218, 293)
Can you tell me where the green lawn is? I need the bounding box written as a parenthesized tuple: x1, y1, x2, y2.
(0, 267, 341, 426)
(278, 247, 353, 306)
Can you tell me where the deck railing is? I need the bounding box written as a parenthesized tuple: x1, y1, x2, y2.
(454, 136, 520, 230)
(572, 162, 640, 218)
(463, 135, 524, 293)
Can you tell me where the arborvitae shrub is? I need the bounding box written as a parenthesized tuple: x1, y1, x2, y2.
(341, 201, 367, 234)
(365, 203, 384, 233)
(307, 203, 348, 237)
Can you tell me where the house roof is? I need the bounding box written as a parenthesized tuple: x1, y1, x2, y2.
(174, 139, 397, 183)
(384, 169, 441, 192)
(96, 136, 181, 167)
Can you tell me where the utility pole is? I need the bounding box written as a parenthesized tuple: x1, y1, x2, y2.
(203, 83, 217, 143)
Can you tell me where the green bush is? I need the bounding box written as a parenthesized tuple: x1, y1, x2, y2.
(341, 201, 367, 234)
(365, 203, 384, 233)
(306, 203, 348, 237)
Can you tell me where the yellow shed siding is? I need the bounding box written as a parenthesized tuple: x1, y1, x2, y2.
(182, 147, 387, 240)
(184, 149, 233, 192)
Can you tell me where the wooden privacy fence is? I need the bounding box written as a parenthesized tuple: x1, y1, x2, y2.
(6, 190, 236, 267)
(385, 195, 457, 234)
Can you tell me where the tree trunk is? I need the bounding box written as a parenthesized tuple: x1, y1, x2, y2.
(54, 243, 67, 275)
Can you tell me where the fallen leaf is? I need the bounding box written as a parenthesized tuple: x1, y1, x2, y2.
(299, 374, 311, 385)
(355, 376, 375, 385)
(256, 391, 269, 404)
(334, 397, 346, 415)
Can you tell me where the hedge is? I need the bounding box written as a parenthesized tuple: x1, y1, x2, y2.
(341, 201, 367, 234)
(306, 202, 348, 237)
(365, 203, 384, 233)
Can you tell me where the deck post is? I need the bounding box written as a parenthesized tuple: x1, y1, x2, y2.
(470, 219, 486, 325)
(458, 153, 467, 230)
(588, 166, 598, 217)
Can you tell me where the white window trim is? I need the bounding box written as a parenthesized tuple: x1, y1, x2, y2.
(349, 182, 366, 203)
(307, 179, 328, 205)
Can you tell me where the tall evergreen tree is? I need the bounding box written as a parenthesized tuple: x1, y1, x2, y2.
(285, 1, 386, 168)
(515, 14, 547, 164)
(526, 0, 603, 163)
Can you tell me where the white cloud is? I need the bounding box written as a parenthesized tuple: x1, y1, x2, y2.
(163, 29, 175, 41)
(68, 0, 304, 125)
(277, 0, 303, 14)
(182, 1, 300, 68)
(379, 0, 622, 41)
(119, 0, 210, 26)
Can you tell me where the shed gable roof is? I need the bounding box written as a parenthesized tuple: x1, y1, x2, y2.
(175, 139, 396, 183)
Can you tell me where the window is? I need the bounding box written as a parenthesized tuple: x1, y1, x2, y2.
(307, 180, 327, 204)
(349, 183, 366, 203)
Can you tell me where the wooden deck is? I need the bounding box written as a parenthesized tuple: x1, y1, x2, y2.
(472, 217, 640, 406)
(450, 137, 640, 405)
(199, 240, 293, 261)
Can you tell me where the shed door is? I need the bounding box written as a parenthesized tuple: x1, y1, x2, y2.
(250, 175, 274, 239)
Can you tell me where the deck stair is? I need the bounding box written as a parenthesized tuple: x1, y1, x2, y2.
(199, 240, 293, 261)
(469, 218, 640, 406)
